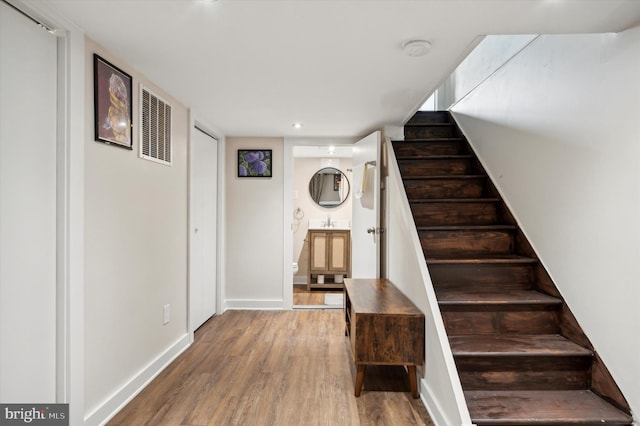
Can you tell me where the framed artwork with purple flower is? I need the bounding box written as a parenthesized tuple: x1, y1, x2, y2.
(238, 149, 272, 177)
(93, 54, 133, 149)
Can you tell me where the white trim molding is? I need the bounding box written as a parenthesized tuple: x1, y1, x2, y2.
(84, 334, 191, 426)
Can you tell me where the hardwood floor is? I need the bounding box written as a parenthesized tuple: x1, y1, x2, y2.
(108, 310, 433, 425)
(293, 285, 342, 306)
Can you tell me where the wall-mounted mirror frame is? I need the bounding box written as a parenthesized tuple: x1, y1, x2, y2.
(308, 167, 350, 208)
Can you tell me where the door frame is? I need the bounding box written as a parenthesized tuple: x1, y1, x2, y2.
(282, 137, 357, 309)
(283, 139, 294, 309)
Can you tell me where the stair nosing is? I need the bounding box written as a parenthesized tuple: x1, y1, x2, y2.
(437, 290, 562, 306)
(404, 122, 455, 128)
(418, 225, 517, 231)
(410, 198, 500, 203)
(397, 154, 474, 160)
(392, 137, 465, 143)
(427, 256, 537, 265)
(450, 334, 593, 357)
(403, 175, 486, 180)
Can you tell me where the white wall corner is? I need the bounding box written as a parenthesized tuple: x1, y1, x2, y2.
(84, 334, 191, 426)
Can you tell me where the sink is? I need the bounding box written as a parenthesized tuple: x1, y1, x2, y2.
(308, 219, 350, 230)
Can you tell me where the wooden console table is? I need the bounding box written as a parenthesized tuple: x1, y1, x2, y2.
(344, 278, 425, 398)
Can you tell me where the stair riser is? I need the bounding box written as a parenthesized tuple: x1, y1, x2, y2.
(405, 125, 457, 139)
(459, 369, 589, 391)
(429, 264, 534, 291)
(455, 356, 591, 390)
(405, 178, 486, 199)
(393, 141, 466, 156)
(407, 111, 451, 124)
(399, 158, 474, 176)
(411, 202, 499, 226)
(442, 310, 559, 335)
(421, 230, 514, 257)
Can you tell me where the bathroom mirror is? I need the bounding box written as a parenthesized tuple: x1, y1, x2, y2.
(308, 167, 350, 208)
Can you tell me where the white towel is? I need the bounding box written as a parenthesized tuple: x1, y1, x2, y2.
(352, 163, 368, 199)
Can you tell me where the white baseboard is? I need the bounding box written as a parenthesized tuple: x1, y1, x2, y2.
(293, 276, 307, 285)
(420, 378, 476, 426)
(225, 299, 284, 310)
(84, 334, 192, 426)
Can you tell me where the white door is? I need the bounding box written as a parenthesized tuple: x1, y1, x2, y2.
(0, 2, 58, 402)
(351, 131, 381, 278)
(189, 126, 218, 331)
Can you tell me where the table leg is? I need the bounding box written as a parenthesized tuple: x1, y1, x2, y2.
(408, 365, 419, 398)
(354, 364, 366, 397)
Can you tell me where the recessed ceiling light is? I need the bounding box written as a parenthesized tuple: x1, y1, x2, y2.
(292, 123, 303, 129)
(402, 39, 431, 57)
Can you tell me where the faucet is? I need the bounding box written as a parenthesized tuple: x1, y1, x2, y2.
(326, 214, 332, 228)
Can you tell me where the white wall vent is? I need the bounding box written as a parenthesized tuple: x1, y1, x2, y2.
(140, 85, 172, 165)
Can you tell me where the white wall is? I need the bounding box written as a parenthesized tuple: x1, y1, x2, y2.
(0, 2, 58, 402)
(225, 138, 284, 309)
(451, 28, 640, 420)
(292, 157, 352, 281)
(83, 39, 190, 422)
(436, 35, 537, 110)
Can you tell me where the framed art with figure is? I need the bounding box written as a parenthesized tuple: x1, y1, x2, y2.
(93, 54, 133, 149)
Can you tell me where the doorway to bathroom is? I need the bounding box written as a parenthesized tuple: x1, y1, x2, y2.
(290, 143, 354, 309)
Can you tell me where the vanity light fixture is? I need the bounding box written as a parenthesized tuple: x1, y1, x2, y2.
(292, 122, 303, 129)
(402, 39, 431, 57)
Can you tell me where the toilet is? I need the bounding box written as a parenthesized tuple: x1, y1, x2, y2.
(292, 262, 299, 275)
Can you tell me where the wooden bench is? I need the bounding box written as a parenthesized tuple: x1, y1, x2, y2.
(344, 278, 425, 398)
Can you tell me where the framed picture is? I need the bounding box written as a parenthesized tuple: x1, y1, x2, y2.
(93, 54, 133, 149)
(238, 149, 272, 177)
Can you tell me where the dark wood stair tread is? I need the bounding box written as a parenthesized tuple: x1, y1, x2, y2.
(427, 255, 537, 265)
(404, 174, 486, 180)
(397, 154, 474, 160)
(392, 137, 465, 143)
(411, 198, 500, 203)
(438, 290, 561, 306)
(405, 111, 452, 124)
(466, 390, 633, 425)
(405, 122, 455, 127)
(450, 334, 592, 357)
(418, 225, 516, 231)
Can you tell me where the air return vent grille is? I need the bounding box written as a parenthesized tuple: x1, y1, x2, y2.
(140, 85, 172, 165)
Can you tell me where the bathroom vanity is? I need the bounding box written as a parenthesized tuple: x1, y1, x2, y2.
(307, 229, 351, 290)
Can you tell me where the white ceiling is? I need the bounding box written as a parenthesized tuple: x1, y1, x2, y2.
(24, 0, 640, 139)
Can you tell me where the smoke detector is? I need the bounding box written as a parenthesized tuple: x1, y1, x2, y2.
(403, 39, 431, 57)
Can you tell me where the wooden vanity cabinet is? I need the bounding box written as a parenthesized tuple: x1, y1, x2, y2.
(307, 230, 351, 289)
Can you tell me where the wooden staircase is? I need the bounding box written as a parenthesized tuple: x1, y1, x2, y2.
(393, 111, 633, 425)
